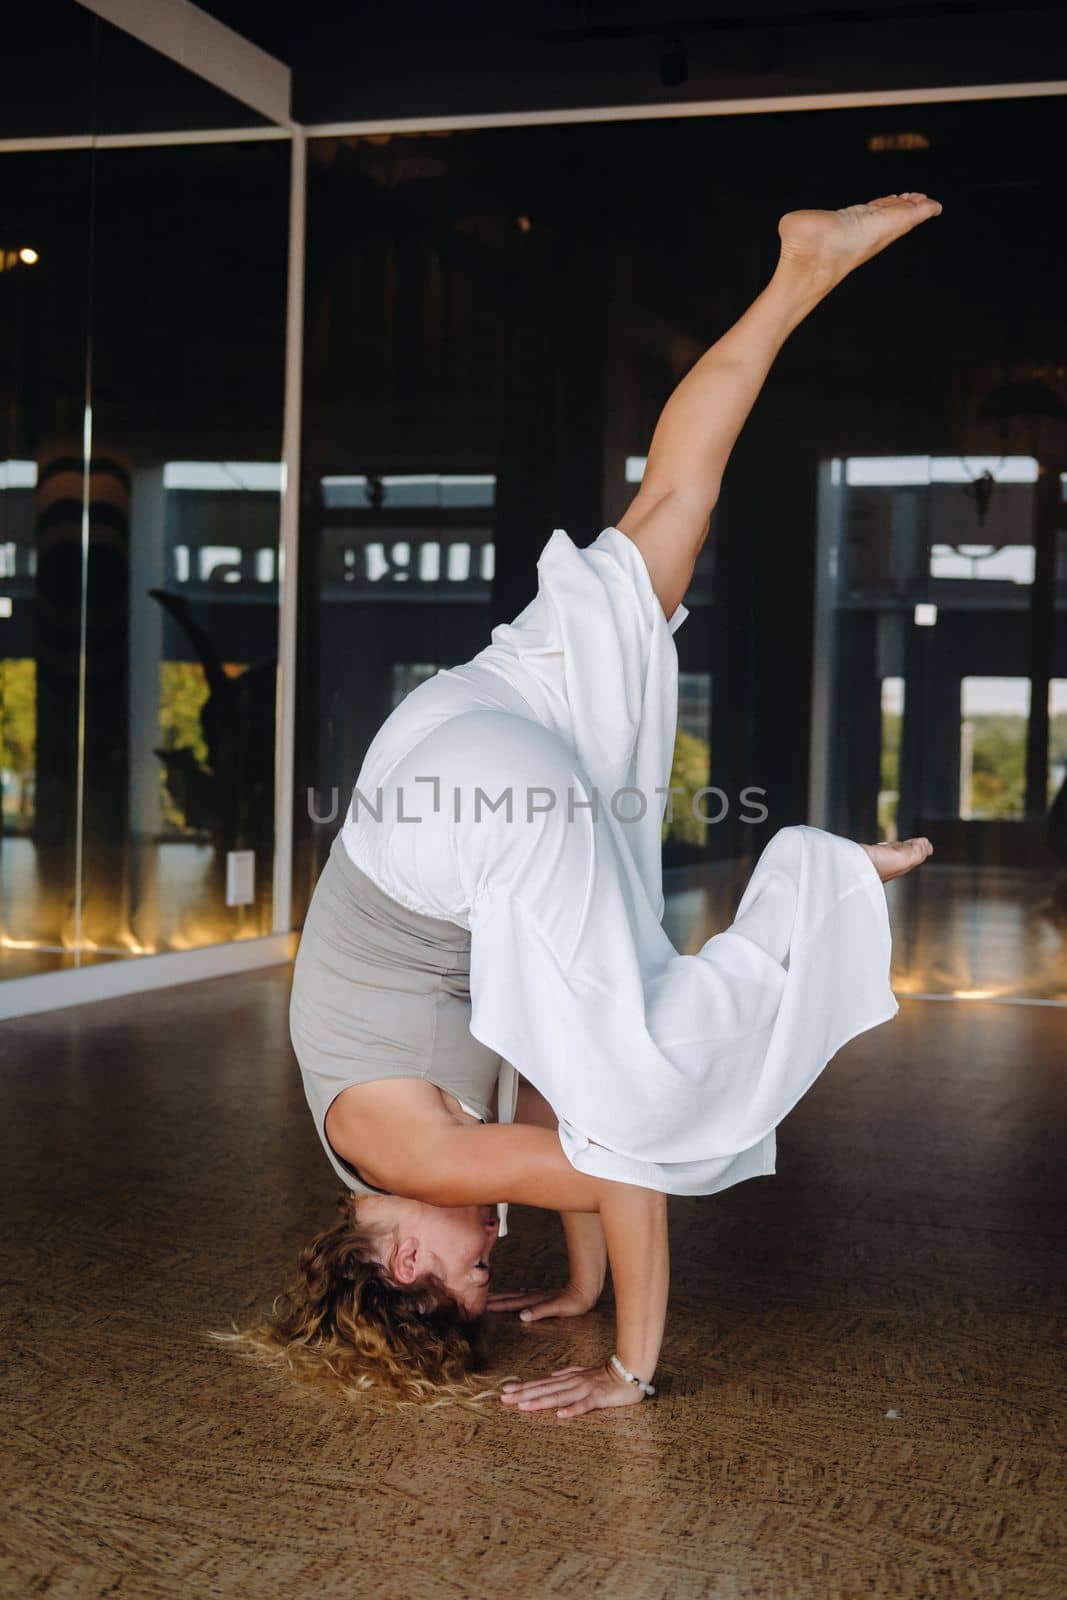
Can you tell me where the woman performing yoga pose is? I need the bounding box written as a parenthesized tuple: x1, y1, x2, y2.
(228, 194, 941, 1417)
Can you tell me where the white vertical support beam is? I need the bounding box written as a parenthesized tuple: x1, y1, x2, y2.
(272, 127, 306, 935)
(72, 0, 291, 126)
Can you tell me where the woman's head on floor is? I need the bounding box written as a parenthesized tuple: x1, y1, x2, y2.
(357, 1191, 501, 1319)
(212, 1191, 502, 1404)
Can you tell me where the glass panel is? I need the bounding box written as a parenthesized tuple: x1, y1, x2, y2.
(879, 677, 904, 840)
(296, 98, 1066, 1010)
(391, 662, 440, 708)
(1050, 680, 1067, 803)
(959, 677, 1030, 821)
(1, 7, 289, 978)
(817, 450, 1067, 999)
(82, 131, 289, 956)
(294, 134, 723, 906)
(1, 0, 98, 141)
(299, 413, 499, 879)
(1, 13, 94, 973)
(668, 670, 713, 848)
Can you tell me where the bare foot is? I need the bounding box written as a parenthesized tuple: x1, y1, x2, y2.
(861, 836, 934, 883)
(778, 194, 943, 288)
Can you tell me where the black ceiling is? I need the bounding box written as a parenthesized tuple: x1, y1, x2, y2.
(4, 2, 1066, 136)
(193, 1, 1067, 125)
(193, 1, 1066, 70)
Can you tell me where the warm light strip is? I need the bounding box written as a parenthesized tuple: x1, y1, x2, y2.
(0, 933, 297, 1020)
(903, 992, 1067, 1008)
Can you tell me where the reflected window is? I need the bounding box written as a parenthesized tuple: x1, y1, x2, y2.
(844, 456, 1039, 486)
(880, 677, 904, 840)
(163, 462, 282, 593)
(294, 102, 1066, 1005)
(678, 671, 711, 748)
(0, 460, 38, 488)
(930, 544, 1035, 584)
(959, 677, 1030, 820)
(835, 455, 1043, 601)
(0, 462, 38, 836)
(326, 532, 494, 595)
(4, 44, 289, 976)
(1050, 681, 1067, 806)
(366, 541, 411, 584)
(321, 473, 495, 510)
(0, 658, 35, 833)
(666, 671, 711, 846)
(162, 462, 283, 493)
(390, 662, 439, 709)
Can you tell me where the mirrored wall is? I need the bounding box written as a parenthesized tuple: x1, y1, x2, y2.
(814, 452, 1067, 1000)
(295, 96, 1066, 1003)
(5, 11, 1063, 1007)
(0, 2, 290, 977)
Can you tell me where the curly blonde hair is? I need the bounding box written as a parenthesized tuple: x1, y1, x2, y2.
(212, 1191, 503, 1409)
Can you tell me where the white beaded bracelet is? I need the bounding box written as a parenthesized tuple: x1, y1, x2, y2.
(609, 1353, 656, 1397)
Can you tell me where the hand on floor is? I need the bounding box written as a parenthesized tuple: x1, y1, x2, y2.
(500, 1361, 645, 1419)
(487, 1284, 598, 1321)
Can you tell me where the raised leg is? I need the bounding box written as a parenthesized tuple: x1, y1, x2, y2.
(616, 193, 943, 620)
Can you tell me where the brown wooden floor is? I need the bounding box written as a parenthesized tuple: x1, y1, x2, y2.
(1, 969, 1064, 1599)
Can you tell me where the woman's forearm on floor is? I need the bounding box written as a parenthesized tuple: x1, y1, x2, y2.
(598, 1184, 670, 1384)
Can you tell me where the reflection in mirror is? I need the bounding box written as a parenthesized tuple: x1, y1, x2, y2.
(81, 140, 288, 961)
(0, 7, 289, 977)
(0, 151, 93, 975)
(293, 99, 1065, 1006)
(816, 456, 1067, 1001)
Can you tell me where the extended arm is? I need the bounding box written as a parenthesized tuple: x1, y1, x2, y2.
(598, 1182, 669, 1386)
